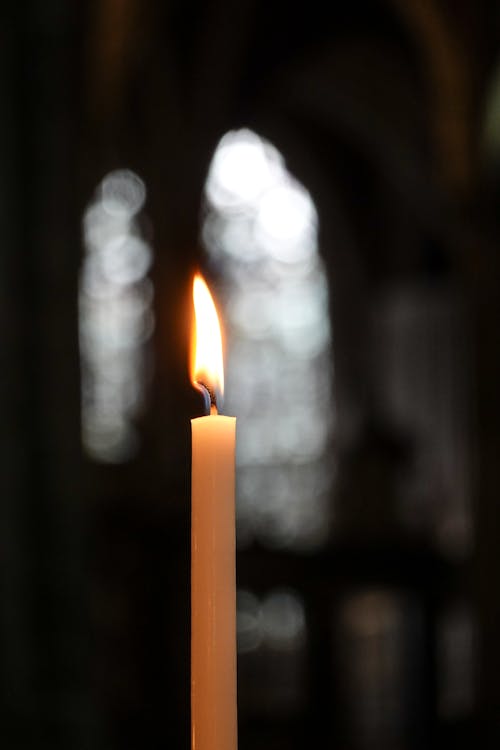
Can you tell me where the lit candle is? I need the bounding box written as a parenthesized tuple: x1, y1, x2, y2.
(190, 274, 237, 750)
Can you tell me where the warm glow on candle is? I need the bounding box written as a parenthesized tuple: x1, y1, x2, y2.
(190, 274, 237, 750)
(191, 274, 224, 400)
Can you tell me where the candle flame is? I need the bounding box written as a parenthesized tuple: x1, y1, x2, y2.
(191, 274, 224, 411)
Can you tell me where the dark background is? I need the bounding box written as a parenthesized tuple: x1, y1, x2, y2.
(2, 1, 500, 748)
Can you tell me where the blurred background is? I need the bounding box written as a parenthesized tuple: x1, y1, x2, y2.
(2, 1, 500, 748)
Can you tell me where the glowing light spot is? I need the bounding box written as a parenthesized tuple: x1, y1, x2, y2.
(79, 170, 154, 463)
(100, 235, 152, 286)
(255, 183, 317, 264)
(205, 129, 284, 211)
(101, 169, 146, 218)
(202, 129, 334, 550)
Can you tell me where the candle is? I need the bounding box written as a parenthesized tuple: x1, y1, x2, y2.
(190, 274, 237, 750)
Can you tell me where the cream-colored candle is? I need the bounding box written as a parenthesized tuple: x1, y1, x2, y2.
(190, 274, 237, 750)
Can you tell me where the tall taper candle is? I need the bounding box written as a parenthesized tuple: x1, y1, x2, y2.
(190, 274, 237, 750)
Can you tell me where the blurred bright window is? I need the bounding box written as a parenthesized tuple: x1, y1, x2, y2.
(202, 129, 334, 550)
(79, 169, 154, 463)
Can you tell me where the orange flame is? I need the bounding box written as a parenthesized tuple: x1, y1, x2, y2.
(191, 274, 224, 406)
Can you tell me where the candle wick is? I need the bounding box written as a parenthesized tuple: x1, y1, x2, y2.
(195, 381, 218, 416)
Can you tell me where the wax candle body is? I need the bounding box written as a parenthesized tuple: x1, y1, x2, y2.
(191, 415, 237, 750)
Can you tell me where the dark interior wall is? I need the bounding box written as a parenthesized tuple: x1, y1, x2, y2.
(0, 5, 92, 748)
(2, 1, 500, 748)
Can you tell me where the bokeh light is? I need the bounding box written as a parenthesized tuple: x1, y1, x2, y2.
(79, 170, 154, 462)
(202, 129, 334, 550)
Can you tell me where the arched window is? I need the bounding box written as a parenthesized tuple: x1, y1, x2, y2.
(202, 129, 334, 550)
